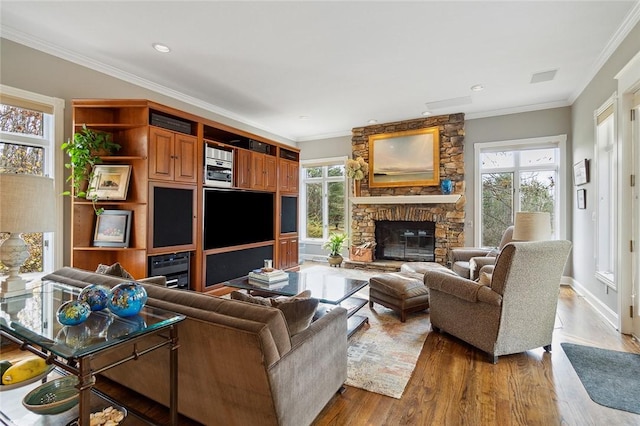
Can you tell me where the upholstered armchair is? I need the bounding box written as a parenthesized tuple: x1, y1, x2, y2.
(450, 226, 514, 280)
(425, 240, 572, 363)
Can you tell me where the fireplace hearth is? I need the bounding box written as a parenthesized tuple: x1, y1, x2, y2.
(375, 220, 435, 262)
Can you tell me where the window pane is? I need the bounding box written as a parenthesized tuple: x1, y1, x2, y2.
(519, 171, 556, 234)
(0, 142, 44, 174)
(481, 152, 514, 169)
(305, 167, 322, 179)
(519, 148, 556, 166)
(481, 172, 513, 246)
(0, 105, 43, 136)
(327, 181, 345, 234)
(327, 165, 345, 177)
(0, 142, 46, 274)
(305, 182, 323, 238)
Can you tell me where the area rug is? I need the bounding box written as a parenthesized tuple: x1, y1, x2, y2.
(561, 342, 640, 414)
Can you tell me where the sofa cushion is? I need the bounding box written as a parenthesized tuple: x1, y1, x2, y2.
(232, 290, 318, 336)
(96, 262, 134, 279)
(230, 291, 272, 306)
(271, 296, 319, 336)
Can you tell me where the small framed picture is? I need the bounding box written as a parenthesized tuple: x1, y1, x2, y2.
(87, 165, 132, 200)
(93, 210, 132, 247)
(577, 189, 586, 209)
(573, 159, 589, 186)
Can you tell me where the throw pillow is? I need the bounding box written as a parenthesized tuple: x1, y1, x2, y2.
(95, 262, 135, 280)
(229, 291, 271, 306)
(271, 296, 319, 336)
(478, 271, 493, 286)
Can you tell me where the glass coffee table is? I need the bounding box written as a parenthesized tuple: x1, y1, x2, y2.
(0, 280, 185, 426)
(226, 270, 369, 337)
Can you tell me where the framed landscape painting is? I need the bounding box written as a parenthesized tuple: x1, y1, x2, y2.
(87, 164, 132, 200)
(93, 210, 132, 247)
(368, 127, 440, 188)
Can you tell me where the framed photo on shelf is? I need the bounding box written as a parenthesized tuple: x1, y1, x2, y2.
(577, 189, 586, 209)
(87, 165, 132, 200)
(573, 159, 589, 186)
(93, 210, 132, 247)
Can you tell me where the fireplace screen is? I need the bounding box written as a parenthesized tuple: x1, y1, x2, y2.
(375, 220, 435, 262)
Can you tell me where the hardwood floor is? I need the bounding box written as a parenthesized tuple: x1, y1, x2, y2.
(2, 285, 639, 425)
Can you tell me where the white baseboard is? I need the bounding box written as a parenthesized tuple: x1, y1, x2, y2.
(566, 276, 619, 331)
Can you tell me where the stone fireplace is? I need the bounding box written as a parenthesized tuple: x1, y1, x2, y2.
(375, 220, 436, 262)
(349, 114, 466, 265)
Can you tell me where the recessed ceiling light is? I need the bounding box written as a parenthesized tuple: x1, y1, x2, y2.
(152, 43, 171, 53)
(421, 111, 432, 116)
(470, 84, 484, 92)
(368, 119, 378, 124)
(298, 115, 310, 120)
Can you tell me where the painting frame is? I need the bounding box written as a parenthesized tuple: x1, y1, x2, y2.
(86, 164, 132, 200)
(93, 210, 132, 247)
(577, 189, 586, 209)
(368, 126, 440, 188)
(573, 159, 589, 186)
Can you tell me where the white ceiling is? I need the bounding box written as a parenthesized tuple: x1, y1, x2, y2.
(1, 1, 639, 142)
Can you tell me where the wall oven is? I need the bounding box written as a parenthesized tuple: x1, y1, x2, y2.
(205, 146, 233, 187)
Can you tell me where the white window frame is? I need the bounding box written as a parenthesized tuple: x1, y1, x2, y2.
(299, 156, 348, 244)
(0, 85, 65, 275)
(594, 93, 617, 289)
(474, 135, 568, 246)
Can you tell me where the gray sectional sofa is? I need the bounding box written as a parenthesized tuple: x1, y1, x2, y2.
(43, 267, 348, 426)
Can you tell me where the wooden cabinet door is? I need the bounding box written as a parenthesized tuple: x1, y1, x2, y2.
(236, 149, 251, 188)
(278, 237, 298, 269)
(149, 127, 175, 181)
(251, 152, 266, 189)
(174, 134, 197, 183)
(264, 155, 277, 192)
(279, 159, 299, 193)
(287, 161, 299, 193)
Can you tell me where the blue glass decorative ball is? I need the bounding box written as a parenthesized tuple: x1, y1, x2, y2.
(78, 284, 110, 311)
(108, 282, 147, 318)
(57, 300, 91, 326)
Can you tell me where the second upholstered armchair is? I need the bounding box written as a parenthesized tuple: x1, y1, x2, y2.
(425, 240, 572, 363)
(450, 226, 514, 280)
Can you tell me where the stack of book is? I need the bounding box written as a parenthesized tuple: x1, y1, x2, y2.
(248, 268, 289, 286)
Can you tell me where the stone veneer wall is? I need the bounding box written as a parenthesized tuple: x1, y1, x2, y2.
(351, 114, 466, 264)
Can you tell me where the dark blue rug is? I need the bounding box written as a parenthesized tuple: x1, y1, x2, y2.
(561, 343, 640, 414)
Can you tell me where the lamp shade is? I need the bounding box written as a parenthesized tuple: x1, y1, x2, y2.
(0, 174, 56, 233)
(512, 212, 551, 241)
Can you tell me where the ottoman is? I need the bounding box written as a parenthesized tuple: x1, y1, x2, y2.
(368, 272, 430, 322)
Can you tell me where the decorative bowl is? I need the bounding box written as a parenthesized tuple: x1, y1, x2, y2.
(22, 376, 79, 415)
(108, 282, 147, 317)
(78, 284, 111, 311)
(56, 300, 91, 326)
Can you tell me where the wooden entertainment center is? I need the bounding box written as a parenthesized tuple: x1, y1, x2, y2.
(70, 99, 299, 293)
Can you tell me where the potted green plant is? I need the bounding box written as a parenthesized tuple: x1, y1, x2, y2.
(61, 124, 120, 214)
(323, 233, 348, 267)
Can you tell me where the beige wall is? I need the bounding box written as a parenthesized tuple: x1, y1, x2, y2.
(570, 21, 640, 312)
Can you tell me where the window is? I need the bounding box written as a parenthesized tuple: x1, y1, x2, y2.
(475, 136, 566, 247)
(0, 85, 64, 276)
(300, 157, 347, 241)
(595, 96, 616, 288)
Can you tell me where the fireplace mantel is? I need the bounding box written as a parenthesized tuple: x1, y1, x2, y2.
(350, 194, 461, 205)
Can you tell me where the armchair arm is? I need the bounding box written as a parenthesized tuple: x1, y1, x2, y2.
(469, 256, 498, 279)
(450, 247, 493, 262)
(424, 270, 502, 306)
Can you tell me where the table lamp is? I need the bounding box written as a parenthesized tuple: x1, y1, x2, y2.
(0, 174, 55, 297)
(512, 211, 551, 241)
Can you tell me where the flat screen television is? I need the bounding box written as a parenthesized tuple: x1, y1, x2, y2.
(204, 189, 274, 249)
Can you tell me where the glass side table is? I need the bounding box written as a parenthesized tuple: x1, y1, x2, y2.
(0, 280, 185, 426)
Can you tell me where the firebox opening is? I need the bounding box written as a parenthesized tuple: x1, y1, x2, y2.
(374, 220, 436, 262)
